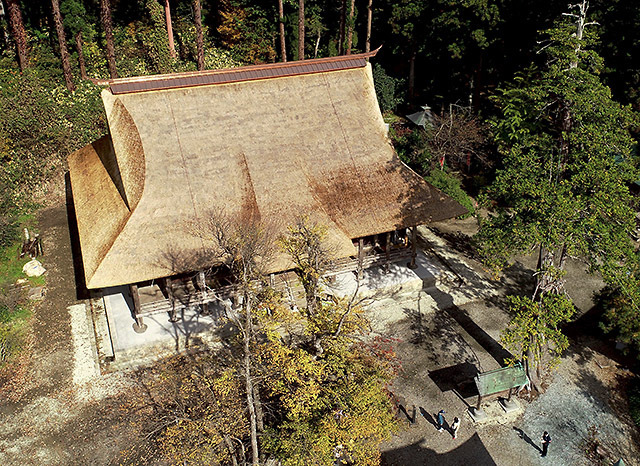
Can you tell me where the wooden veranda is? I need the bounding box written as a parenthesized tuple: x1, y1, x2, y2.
(128, 227, 419, 332)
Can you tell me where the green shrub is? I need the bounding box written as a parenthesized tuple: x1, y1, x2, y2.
(373, 64, 404, 113)
(629, 376, 640, 427)
(425, 169, 475, 218)
(0, 290, 30, 366)
(0, 189, 19, 250)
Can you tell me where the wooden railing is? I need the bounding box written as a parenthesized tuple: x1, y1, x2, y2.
(137, 248, 412, 317)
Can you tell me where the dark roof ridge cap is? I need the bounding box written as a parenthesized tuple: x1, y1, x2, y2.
(108, 47, 381, 87)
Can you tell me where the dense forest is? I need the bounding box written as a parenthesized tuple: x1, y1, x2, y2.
(3, 0, 640, 463)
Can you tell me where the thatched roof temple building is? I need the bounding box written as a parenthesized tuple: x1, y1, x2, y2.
(68, 50, 465, 328)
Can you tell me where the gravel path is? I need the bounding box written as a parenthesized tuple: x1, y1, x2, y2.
(517, 349, 639, 466)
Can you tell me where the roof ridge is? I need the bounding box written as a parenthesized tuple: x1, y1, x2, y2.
(108, 48, 381, 95)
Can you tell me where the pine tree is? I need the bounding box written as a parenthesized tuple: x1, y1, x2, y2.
(298, 0, 304, 60)
(5, 0, 29, 70)
(277, 0, 286, 62)
(477, 0, 638, 387)
(193, 0, 205, 70)
(100, 0, 117, 78)
(61, 0, 91, 79)
(51, 0, 75, 91)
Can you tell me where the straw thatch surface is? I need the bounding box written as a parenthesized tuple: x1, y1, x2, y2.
(69, 62, 465, 289)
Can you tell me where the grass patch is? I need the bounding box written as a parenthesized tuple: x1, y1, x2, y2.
(0, 214, 41, 290)
(0, 243, 31, 288)
(0, 213, 39, 366)
(0, 289, 32, 365)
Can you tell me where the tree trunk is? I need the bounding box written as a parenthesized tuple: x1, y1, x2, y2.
(243, 294, 259, 465)
(408, 48, 416, 99)
(297, 0, 304, 60)
(253, 382, 264, 433)
(51, 0, 75, 92)
(314, 29, 320, 58)
(223, 435, 239, 466)
(338, 0, 346, 55)
(472, 53, 483, 111)
(5, 0, 28, 70)
(277, 0, 286, 62)
(345, 0, 355, 54)
(526, 337, 540, 392)
(75, 31, 87, 79)
(193, 0, 204, 70)
(365, 0, 372, 53)
(100, 0, 117, 78)
(570, 0, 588, 70)
(165, 0, 176, 59)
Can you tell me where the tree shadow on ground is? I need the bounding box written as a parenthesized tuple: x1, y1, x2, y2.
(402, 303, 470, 366)
(429, 362, 479, 398)
(428, 286, 514, 367)
(485, 260, 535, 311)
(427, 226, 482, 261)
(565, 301, 639, 370)
(381, 433, 496, 466)
(418, 226, 535, 312)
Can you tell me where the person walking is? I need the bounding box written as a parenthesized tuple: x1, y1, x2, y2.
(451, 417, 460, 439)
(436, 410, 446, 432)
(541, 431, 551, 457)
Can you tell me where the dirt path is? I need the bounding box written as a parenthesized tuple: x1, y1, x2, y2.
(0, 200, 140, 465)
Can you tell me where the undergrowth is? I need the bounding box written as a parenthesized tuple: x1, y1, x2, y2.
(425, 169, 476, 218)
(0, 214, 39, 366)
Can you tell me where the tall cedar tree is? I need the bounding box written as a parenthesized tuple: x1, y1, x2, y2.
(345, 0, 355, 54)
(193, 0, 204, 71)
(477, 1, 638, 387)
(338, 0, 346, 55)
(6, 0, 28, 70)
(61, 0, 90, 79)
(164, 0, 176, 58)
(51, 0, 75, 91)
(297, 0, 304, 59)
(193, 0, 204, 70)
(277, 0, 286, 61)
(100, 0, 117, 78)
(365, 0, 372, 53)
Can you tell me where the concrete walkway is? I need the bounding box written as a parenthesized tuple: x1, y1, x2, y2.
(95, 251, 443, 370)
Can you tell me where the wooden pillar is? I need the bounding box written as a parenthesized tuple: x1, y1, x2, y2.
(198, 270, 209, 315)
(507, 387, 514, 402)
(357, 238, 364, 280)
(130, 284, 147, 333)
(165, 277, 179, 322)
(407, 226, 418, 269)
(385, 232, 391, 260)
(476, 394, 482, 410)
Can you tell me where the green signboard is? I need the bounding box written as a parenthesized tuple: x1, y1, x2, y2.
(474, 364, 528, 396)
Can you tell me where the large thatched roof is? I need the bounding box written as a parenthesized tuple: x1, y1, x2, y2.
(69, 52, 466, 289)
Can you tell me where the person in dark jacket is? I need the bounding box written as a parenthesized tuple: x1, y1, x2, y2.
(541, 431, 551, 457)
(436, 410, 446, 432)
